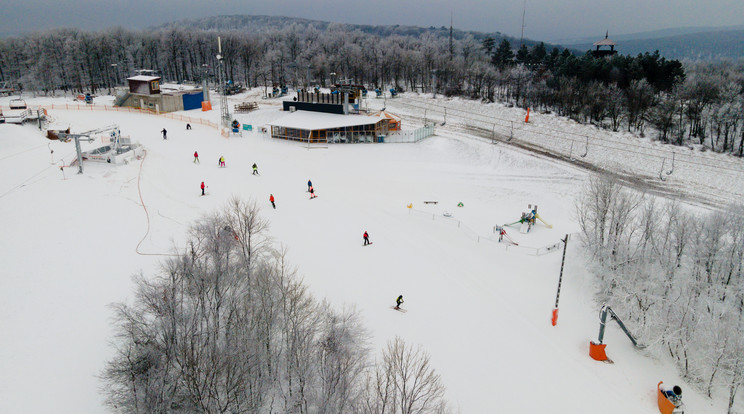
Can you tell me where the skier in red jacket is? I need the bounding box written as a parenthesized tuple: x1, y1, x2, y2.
(200, 181, 206, 196)
(363, 231, 370, 245)
(269, 194, 275, 209)
(193, 151, 200, 164)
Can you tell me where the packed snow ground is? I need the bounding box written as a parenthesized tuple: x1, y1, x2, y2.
(0, 90, 739, 413)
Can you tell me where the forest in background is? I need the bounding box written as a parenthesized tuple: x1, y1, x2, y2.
(0, 16, 743, 157)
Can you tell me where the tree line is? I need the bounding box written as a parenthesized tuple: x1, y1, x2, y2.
(1, 23, 743, 155)
(576, 176, 744, 412)
(102, 198, 449, 414)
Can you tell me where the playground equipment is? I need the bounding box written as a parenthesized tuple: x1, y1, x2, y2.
(589, 305, 644, 363)
(657, 382, 685, 414)
(503, 204, 552, 234)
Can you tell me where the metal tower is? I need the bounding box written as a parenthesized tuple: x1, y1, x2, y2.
(216, 37, 231, 128)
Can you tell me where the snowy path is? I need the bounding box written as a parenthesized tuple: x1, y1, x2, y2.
(382, 94, 744, 208)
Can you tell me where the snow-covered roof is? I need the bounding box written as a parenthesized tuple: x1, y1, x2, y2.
(127, 75, 160, 81)
(160, 82, 199, 92)
(269, 110, 384, 130)
(593, 38, 616, 46)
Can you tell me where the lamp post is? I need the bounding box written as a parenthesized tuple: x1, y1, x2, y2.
(111, 64, 118, 85)
(431, 69, 437, 98)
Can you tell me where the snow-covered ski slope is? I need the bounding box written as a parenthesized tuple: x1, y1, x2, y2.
(0, 90, 739, 413)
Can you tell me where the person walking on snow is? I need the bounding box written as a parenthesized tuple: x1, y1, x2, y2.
(269, 194, 276, 209)
(309, 186, 317, 199)
(252, 163, 259, 175)
(161, 128, 167, 140)
(307, 179, 313, 192)
(186, 123, 192, 130)
(219, 156, 225, 168)
(363, 231, 371, 245)
(193, 151, 200, 164)
(200, 181, 206, 196)
(395, 295, 404, 310)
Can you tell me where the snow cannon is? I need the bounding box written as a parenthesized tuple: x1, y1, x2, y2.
(657, 382, 685, 414)
(375, 88, 382, 97)
(389, 88, 397, 97)
(590, 305, 644, 363)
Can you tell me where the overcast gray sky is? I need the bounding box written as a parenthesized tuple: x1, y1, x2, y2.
(1, 0, 743, 42)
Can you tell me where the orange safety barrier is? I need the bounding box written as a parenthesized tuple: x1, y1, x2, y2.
(201, 101, 212, 111)
(551, 308, 559, 326)
(524, 107, 530, 123)
(589, 341, 608, 361)
(657, 382, 676, 414)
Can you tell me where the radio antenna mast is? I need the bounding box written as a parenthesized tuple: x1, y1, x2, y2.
(519, 0, 527, 48)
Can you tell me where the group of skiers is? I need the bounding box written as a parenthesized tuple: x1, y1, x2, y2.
(182, 126, 405, 311)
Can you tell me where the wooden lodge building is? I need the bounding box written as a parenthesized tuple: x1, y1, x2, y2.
(271, 85, 401, 143)
(269, 111, 393, 143)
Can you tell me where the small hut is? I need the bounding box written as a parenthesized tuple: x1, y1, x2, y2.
(127, 75, 161, 95)
(592, 32, 618, 58)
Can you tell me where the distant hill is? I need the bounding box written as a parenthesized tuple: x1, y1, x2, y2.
(156, 14, 570, 52)
(563, 28, 744, 61)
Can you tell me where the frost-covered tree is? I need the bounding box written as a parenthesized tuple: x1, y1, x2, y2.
(102, 199, 446, 414)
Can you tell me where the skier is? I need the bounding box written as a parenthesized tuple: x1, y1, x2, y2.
(307, 179, 313, 192)
(252, 163, 259, 175)
(395, 295, 404, 310)
(309, 186, 317, 199)
(193, 151, 200, 164)
(363, 231, 371, 245)
(269, 194, 275, 209)
(161, 128, 167, 140)
(219, 156, 226, 168)
(200, 181, 206, 196)
(495, 225, 505, 242)
(186, 123, 192, 130)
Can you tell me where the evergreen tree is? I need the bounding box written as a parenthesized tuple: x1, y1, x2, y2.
(515, 44, 530, 65)
(481, 36, 495, 58)
(492, 39, 514, 69)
